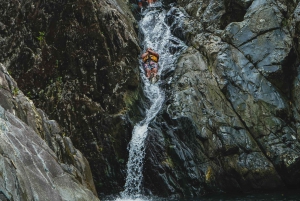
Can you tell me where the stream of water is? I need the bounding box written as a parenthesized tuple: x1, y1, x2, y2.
(111, 2, 186, 201)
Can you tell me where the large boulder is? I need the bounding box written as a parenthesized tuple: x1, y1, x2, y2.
(0, 64, 99, 200)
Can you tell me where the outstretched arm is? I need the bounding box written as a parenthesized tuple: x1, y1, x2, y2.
(141, 51, 148, 59)
(147, 49, 159, 59)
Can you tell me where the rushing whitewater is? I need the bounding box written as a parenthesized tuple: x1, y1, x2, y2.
(120, 2, 187, 200)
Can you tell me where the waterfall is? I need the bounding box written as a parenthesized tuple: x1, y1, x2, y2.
(117, 2, 187, 200)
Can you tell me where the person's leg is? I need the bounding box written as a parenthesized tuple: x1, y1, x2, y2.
(150, 62, 158, 76)
(152, 67, 158, 76)
(145, 67, 151, 78)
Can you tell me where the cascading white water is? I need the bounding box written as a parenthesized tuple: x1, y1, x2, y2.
(117, 2, 187, 201)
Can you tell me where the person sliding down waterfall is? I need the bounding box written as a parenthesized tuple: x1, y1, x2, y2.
(141, 47, 159, 83)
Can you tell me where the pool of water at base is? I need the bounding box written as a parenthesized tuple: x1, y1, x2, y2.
(102, 189, 300, 201)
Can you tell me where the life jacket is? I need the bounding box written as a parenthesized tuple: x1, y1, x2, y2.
(143, 54, 158, 63)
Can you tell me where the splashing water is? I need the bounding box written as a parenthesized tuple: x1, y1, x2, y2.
(117, 2, 186, 201)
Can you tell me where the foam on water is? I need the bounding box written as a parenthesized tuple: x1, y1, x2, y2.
(116, 2, 186, 200)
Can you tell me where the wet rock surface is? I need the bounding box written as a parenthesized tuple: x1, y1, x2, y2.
(0, 64, 99, 200)
(143, 0, 300, 198)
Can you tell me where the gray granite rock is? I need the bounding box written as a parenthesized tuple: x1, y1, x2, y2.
(0, 64, 99, 200)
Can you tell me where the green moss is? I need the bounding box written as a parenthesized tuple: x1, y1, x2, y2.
(123, 88, 139, 108)
(37, 31, 45, 42)
(13, 87, 19, 96)
(26, 91, 32, 99)
(55, 60, 59, 68)
(99, 146, 103, 152)
(162, 157, 174, 168)
(56, 76, 63, 83)
(123, 87, 145, 124)
(205, 166, 213, 182)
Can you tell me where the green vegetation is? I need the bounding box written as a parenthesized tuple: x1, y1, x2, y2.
(37, 31, 46, 46)
(56, 76, 63, 83)
(13, 87, 19, 96)
(162, 157, 174, 168)
(26, 91, 31, 98)
(37, 31, 45, 42)
(123, 89, 139, 108)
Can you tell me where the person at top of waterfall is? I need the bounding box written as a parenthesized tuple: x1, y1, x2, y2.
(138, 0, 143, 8)
(141, 48, 159, 79)
(147, 0, 156, 5)
(138, 0, 156, 8)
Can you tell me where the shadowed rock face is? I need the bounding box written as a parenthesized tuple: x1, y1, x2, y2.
(0, 0, 142, 195)
(143, 0, 300, 198)
(0, 64, 99, 200)
(2, 0, 300, 199)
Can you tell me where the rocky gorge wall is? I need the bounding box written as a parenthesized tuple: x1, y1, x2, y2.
(143, 0, 300, 198)
(0, 64, 98, 200)
(2, 0, 300, 199)
(0, 0, 143, 197)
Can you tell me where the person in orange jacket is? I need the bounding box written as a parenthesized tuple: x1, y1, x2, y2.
(141, 48, 159, 79)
